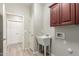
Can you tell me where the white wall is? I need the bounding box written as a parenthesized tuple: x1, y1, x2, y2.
(29, 3, 44, 51)
(43, 3, 79, 56)
(4, 3, 31, 48)
(55, 25, 79, 56)
(33, 3, 44, 35)
(43, 4, 55, 37)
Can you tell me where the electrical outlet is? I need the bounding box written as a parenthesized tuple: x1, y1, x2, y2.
(56, 32, 65, 39)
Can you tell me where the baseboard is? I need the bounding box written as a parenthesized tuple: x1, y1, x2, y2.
(51, 53, 55, 56)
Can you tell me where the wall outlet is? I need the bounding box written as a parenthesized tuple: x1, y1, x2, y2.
(56, 32, 65, 39)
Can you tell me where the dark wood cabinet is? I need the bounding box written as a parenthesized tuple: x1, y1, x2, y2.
(60, 3, 75, 25)
(50, 4, 60, 26)
(76, 4, 79, 24)
(49, 3, 77, 27)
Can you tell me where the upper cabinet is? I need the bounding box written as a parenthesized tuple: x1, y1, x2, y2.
(76, 4, 79, 24)
(50, 4, 60, 26)
(60, 3, 75, 25)
(49, 3, 79, 27)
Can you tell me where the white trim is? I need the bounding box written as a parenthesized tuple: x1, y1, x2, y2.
(6, 12, 24, 17)
(3, 3, 7, 56)
(51, 53, 55, 56)
(22, 15, 24, 52)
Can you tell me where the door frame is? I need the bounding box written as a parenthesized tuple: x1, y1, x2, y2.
(6, 12, 24, 50)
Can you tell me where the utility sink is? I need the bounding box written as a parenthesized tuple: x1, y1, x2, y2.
(37, 35, 51, 46)
(36, 35, 52, 56)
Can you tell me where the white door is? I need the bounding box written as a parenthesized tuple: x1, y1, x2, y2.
(6, 14, 24, 45)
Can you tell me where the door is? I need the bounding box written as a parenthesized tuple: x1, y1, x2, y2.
(60, 3, 75, 25)
(76, 3, 79, 24)
(6, 14, 24, 45)
(50, 4, 60, 26)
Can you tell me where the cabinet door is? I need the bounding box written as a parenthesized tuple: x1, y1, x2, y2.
(50, 4, 60, 26)
(76, 3, 79, 24)
(60, 3, 75, 25)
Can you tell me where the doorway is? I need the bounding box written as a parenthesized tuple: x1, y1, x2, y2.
(6, 13, 24, 55)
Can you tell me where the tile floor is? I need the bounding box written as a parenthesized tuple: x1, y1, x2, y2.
(6, 43, 50, 56)
(6, 43, 33, 56)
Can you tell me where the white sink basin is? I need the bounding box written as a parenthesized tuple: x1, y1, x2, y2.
(37, 35, 51, 46)
(37, 35, 51, 39)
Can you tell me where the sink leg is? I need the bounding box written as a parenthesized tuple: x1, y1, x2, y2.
(44, 46, 46, 56)
(38, 44, 39, 53)
(49, 45, 51, 56)
(42, 45, 43, 52)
